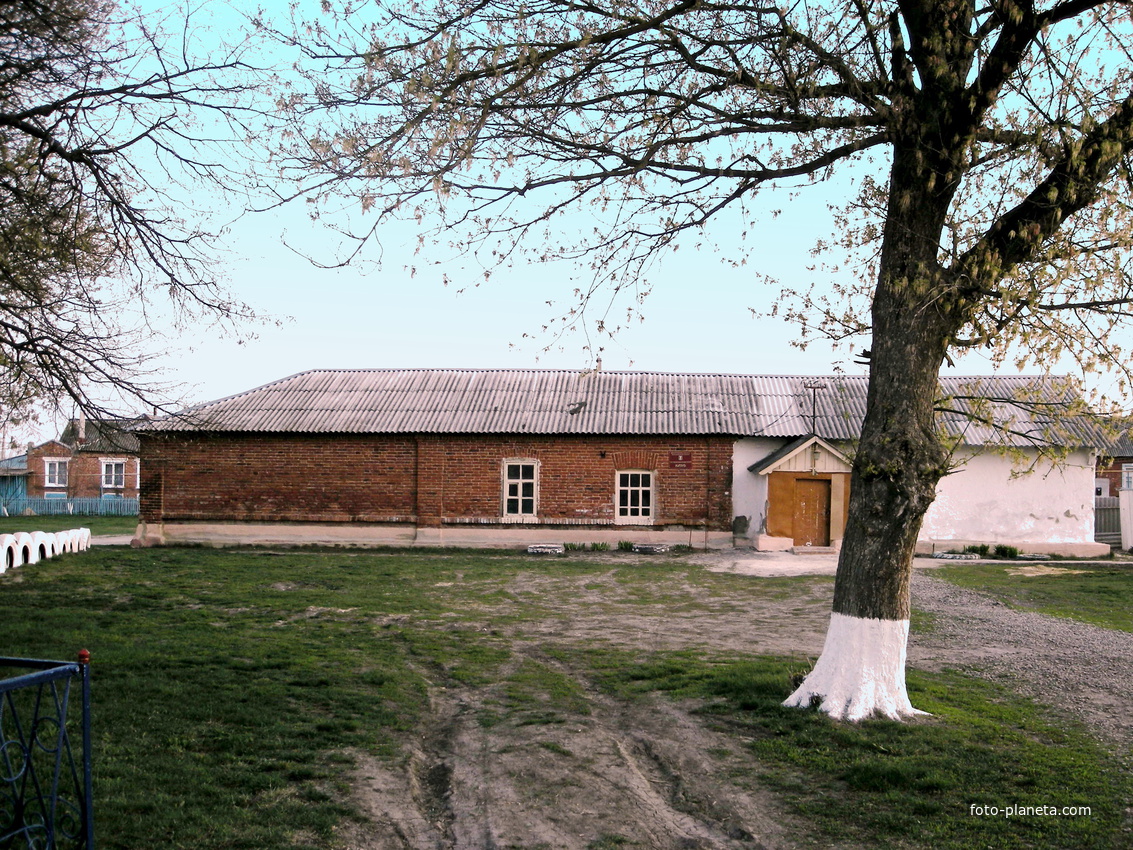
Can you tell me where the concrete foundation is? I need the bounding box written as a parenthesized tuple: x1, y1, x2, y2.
(134, 521, 733, 550)
(133, 522, 1109, 557)
(914, 538, 1111, 558)
(753, 534, 793, 551)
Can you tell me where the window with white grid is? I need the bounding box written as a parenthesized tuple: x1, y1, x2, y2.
(102, 459, 126, 489)
(502, 460, 538, 518)
(44, 459, 68, 488)
(616, 470, 653, 524)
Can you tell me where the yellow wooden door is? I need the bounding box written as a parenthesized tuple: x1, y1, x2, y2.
(793, 478, 831, 546)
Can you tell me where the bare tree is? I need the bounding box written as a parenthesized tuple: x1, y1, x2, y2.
(267, 0, 1133, 719)
(0, 0, 266, 420)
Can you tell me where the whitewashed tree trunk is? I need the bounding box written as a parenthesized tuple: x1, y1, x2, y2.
(784, 613, 927, 721)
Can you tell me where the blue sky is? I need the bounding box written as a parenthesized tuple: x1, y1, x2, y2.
(108, 0, 868, 412)
(158, 181, 872, 408)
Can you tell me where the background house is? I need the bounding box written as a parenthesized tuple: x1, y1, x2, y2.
(1095, 433, 1133, 497)
(136, 369, 1108, 555)
(25, 419, 141, 502)
(1092, 431, 1133, 547)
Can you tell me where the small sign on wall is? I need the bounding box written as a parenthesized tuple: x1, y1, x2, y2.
(669, 452, 692, 469)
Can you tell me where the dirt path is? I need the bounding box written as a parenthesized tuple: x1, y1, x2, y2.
(337, 555, 1131, 849)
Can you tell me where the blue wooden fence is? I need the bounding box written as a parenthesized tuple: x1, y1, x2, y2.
(0, 498, 138, 517)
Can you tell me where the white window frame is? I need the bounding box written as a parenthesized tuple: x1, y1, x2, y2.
(615, 469, 654, 525)
(101, 458, 127, 489)
(1122, 463, 1133, 491)
(501, 459, 539, 520)
(44, 458, 68, 488)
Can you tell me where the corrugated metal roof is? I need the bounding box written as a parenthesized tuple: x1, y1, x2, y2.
(0, 454, 28, 476)
(59, 419, 141, 453)
(137, 369, 1104, 446)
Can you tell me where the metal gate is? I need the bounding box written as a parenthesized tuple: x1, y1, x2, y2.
(1095, 496, 1121, 546)
(0, 653, 93, 849)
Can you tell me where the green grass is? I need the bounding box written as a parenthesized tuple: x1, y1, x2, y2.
(0, 547, 1128, 849)
(0, 514, 136, 536)
(932, 561, 1133, 632)
(581, 650, 1130, 850)
(0, 547, 519, 849)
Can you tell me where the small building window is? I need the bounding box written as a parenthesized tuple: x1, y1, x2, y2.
(44, 459, 68, 488)
(503, 460, 538, 517)
(1122, 464, 1133, 491)
(616, 470, 653, 524)
(102, 459, 126, 489)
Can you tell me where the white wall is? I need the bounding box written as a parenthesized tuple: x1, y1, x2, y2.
(734, 439, 1098, 549)
(921, 447, 1096, 545)
(732, 437, 789, 539)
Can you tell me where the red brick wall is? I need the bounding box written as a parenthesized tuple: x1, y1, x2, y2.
(1097, 456, 1131, 495)
(26, 442, 140, 499)
(26, 441, 69, 499)
(141, 432, 734, 530)
(140, 433, 418, 523)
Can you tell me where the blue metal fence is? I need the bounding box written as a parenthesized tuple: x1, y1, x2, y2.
(0, 498, 138, 518)
(0, 654, 93, 849)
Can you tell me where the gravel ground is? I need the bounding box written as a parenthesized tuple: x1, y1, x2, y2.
(909, 571, 1133, 755)
(705, 551, 1133, 755)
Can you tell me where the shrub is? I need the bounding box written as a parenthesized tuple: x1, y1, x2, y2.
(963, 544, 990, 557)
(617, 540, 634, 551)
(590, 541, 611, 551)
(992, 544, 1019, 559)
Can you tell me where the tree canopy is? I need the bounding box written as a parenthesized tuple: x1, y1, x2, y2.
(0, 0, 263, 422)
(266, 0, 1133, 718)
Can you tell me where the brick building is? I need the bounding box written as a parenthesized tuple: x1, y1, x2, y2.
(1095, 432, 1133, 497)
(137, 369, 738, 547)
(135, 369, 1108, 554)
(26, 419, 140, 501)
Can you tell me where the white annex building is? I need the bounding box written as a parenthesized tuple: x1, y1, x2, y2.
(729, 375, 1104, 556)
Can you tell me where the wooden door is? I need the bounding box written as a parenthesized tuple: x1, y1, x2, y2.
(793, 478, 831, 546)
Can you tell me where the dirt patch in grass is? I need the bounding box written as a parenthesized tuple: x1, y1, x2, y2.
(337, 564, 831, 849)
(1005, 565, 1092, 577)
(341, 658, 796, 849)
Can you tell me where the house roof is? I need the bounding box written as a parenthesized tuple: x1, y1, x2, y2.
(59, 419, 140, 453)
(0, 454, 28, 477)
(1096, 421, 1133, 458)
(137, 368, 1103, 447)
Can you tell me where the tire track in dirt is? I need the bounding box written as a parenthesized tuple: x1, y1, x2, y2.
(342, 644, 803, 849)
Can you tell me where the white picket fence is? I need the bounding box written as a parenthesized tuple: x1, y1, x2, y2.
(0, 528, 92, 573)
